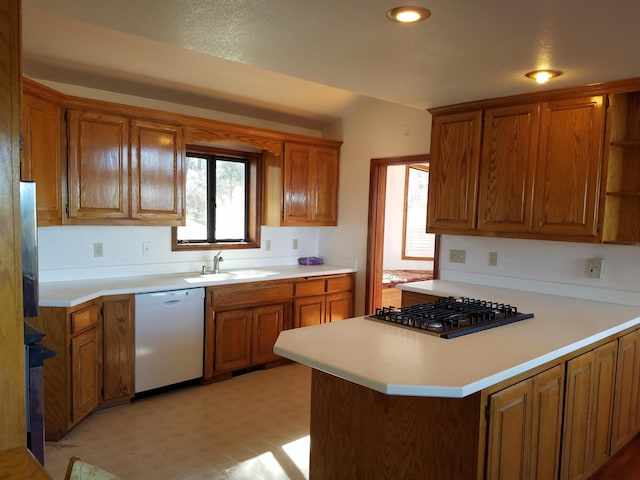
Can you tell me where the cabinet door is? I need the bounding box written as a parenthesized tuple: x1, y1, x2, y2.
(487, 365, 564, 480)
(67, 109, 130, 221)
(294, 296, 325, 328)
(427, 110, 482, 233)
(101, 295, 134, 404)
(477, 104, 539, 233)
(561, 341, 617, 480)
(533, 97, 605, 238)
(71, 328, 99, 426)
(611, 330, 640, 454)
(131, 119, 184, 224)
(486, 377, 533, 480)
(529, 365, 564, 480)
(326, 292, 353, 322)
(215, 309, 252, 372)
(22, 91, 64, 226)
(283, 143, 312, 224)
(311, 146, 339, 225)
(251, 304, 284, 364)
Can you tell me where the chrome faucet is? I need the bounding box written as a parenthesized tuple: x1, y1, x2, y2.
(212, 250, 224, 273)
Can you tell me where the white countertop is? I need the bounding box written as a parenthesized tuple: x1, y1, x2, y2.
(39, 264, 355, 307)
(274, 280, 640, 398)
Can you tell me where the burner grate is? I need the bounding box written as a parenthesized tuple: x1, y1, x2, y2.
(369, 297, 534, 338)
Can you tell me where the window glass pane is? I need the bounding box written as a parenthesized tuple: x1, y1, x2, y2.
(178, 156, 208, 241)
(215, 159, 246, 240)
(404, 166, 435, 259)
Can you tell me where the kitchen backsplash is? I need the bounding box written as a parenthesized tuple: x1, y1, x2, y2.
(440, 235, 640, 307)
(38, 225, 326, 282)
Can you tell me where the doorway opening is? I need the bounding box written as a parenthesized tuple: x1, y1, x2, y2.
(365, 154, 439, 314)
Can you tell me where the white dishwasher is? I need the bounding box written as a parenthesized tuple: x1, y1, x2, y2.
(135, 288, 205, 394)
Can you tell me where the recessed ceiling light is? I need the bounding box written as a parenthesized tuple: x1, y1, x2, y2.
(386, 6, 432, 24)
(525, 69, 563, 84)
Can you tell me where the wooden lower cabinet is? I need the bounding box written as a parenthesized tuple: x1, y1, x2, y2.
(293, 274, 354, 327)
(214, 303, 286, 374)
(70, 328, 100, 423)
(294, 296, 325, 327)
(486, 364, 564, 480)
(100, 295, 135, 405)
(34, 302, 100, 440)
(561, 340, 617, 480)
(34, 295, 135, 440)
(252, 304, 286, 364)
(610, 329, 640, 454)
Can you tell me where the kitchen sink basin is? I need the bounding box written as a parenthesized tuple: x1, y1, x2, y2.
(183, 269, 277, 283)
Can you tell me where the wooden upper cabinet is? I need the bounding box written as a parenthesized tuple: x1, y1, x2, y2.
(427, 110, 482, 232)
(532, 96, 606, 239)
(67, 109, 130, 221)
(311, 146, 339, 224)
(22, 81, 65, 226)
(131, 118, 184, 224)
(477, 104, 539, 233)
(281, 142, 339, 226)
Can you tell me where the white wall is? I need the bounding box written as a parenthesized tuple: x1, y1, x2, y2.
(439, 235, 640, 306)
(38, 225, 321, 282)
(319, 98, 432, 315)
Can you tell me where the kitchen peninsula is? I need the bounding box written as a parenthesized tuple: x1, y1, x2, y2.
(274, 281, 640, 480)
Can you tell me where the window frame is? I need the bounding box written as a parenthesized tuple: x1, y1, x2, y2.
(171, 144, 261, 251)
(401, 164, 435, 261)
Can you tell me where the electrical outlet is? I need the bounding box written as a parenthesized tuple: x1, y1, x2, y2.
(93, 242, 103, 257)
(293, 238, 299, 250)
(488, 252, 498, 267)
(449, 249, 466, 264)
(143, 242, 152, 256)
(586, 258, 604, 279)
(265, 240, 271, 251)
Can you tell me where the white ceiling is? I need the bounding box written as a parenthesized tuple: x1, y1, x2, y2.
(21, 0, 640, 130)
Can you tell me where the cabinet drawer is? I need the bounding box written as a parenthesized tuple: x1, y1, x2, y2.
(295, 279, 326, 297)
(326, 275, 354, 293)
(70, 305, 98, 334)
(210, 282, 293, 309)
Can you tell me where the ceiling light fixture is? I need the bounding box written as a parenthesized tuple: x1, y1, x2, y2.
(386, 6, 432, 24)
(525, 69, 563, 84)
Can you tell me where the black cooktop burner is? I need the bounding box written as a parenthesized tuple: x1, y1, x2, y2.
(369, 297, 534, 338)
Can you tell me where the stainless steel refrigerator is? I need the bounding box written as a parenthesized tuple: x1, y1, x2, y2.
(21, 181, 54, 466)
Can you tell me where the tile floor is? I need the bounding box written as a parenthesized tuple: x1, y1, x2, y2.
(44, 363, 312, 480)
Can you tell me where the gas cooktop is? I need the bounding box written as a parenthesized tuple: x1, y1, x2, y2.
(369, 297, 534, 339)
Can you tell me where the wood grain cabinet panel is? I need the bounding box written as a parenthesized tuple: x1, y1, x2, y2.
(35, 302, 100, 437)
(561, 340, 617, 480)
(532, 96, 606, 238)
(277, 142, 339, 226)
(131, 118, 184, 224)
(100, 295, 134, 405)
(477, 103, 539, 233)
(251, 304, 285, 365)
(427, 110, 482, 233)
(292, 274, 355, 326)
(294, 296, 325, 328)
(71, 327, 99, 425)
(215, 309, 253, 373)
(486, 364, 563, 480)
(21, 81, 65, 226)
(67, 109, 130, 221)
(610, 330, 640, 454)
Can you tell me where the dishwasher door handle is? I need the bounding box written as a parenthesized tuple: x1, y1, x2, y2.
(162, 299, 184, 307)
